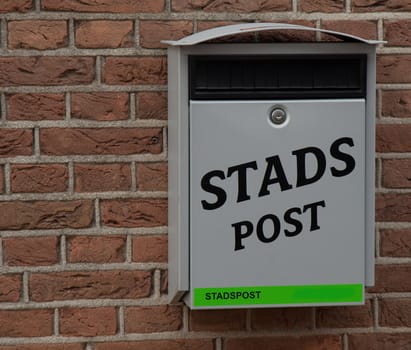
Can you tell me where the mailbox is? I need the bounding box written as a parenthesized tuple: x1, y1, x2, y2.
(165, 23, 382, 309)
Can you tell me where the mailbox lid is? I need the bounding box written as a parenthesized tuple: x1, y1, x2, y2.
(189, 99, 366, 309)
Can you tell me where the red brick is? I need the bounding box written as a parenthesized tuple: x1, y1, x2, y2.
(0, 129, 32, 157)
(40, 128, 162, 155)
(76, 21, 133, 49)
(251, 307, 313, 330)
(381, 229, 411, 257)
(74, 163, 131, 192)
(95, 340, 213, 350)
(0, 200, 93, 230)
(104, 57, 167, 85)
(321, 20, 377, 41)
(161, 270, 168, 294)
(371, 264, 411, 293)
(316, 301, 373, 328)
(11, 164, 68, 193)
(197, 21, 256, 43)
(60, 307, 117, 336)
(172, 0, 290, 12)
(0, 309, 53, 337)
(0, 0, 32, 13)
(140, 21, 193, 49)
(349, 333, 411, 349)
(190, 309, 247, 331)
(376, 193, 411, 222)
(68, 236, 126, 263)
(137, 163, 167, 191)
(385, 20, 411, 46)
(300, 0, 344, 12)
(259, 20, 316, 42)
(353, 0, 411, 12)
(382, 90, 411, 118)
(137, 92, 167, 120)
(0, 57, 94, 86)
(8, 93, 65, 121)
(3, 236, 59, 266)
(380, 298, 411, 327)
(0, 345, 84, 350)
(42, 0, 164, 13)
(225, 336, 342, 350)
(30, 270, 151, 301)
(378, 55, 411, 83)
(0, 274, 21, 302)
(71, 92, 129, 121)
(8, 20, 67, 50)
(132, 235, 167, 262)
(382, 159, 411, 188)
(101, 199, 167, 228)
(125, 305, 182, 333)
(377, 124, 411, 153)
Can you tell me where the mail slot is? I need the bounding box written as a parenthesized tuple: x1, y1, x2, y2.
(165, 23, 381, 309)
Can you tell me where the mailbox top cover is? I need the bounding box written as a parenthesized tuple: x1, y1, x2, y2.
(162, 22, 384, 46)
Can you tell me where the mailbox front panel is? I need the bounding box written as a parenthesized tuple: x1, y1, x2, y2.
(189, 99, 365, 308)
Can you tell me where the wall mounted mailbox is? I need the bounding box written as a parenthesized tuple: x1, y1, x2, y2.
(165, 23, 382, 309)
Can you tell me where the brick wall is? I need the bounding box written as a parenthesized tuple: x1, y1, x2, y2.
(0, 0, 410, 349)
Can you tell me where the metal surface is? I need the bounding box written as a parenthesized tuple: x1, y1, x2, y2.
(167, 42, 377, 306)
(270, 107, 288, 125)
(189, 99, 366, 308)
(162, 23, 384, 46)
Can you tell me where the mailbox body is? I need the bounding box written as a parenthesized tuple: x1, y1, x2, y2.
(168, 43, 376, 309)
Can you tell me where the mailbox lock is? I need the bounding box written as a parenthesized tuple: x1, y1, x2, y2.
(270, 107, 288, 125)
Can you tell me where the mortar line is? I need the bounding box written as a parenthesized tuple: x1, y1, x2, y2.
(22, 272, 29, 302)
(378, 157, 383, 190)
(94, 198, 101, 228)
(60, 235, 67, 265)
(246, 309, 252, 331)
(130, 92, 136, 120)
(215, 338, 223, 350)
(0, 237, 3, 267)
(34, 0, 41, 12)
(4, 162, 11, 194)
(54, 308, 60, 336)
(315, 20, 321, 42)
(96, 56, 102, 85)
(193, 18, 198, 33)
(118, 306, 125, 335)
(378, 18, 384, 43)
(1, 19, 7, 50)
(86, 343, 94, 350)
(183, 305, 190, 332)
(131, 161, 137, 192)
(292, 0, 298, 13)
(135, 19, 140, 48)
(154, 269, 161, 299)
(1, 92, 6, 124)
(65, 92, 71, 121)
(343, 333, 349, 350)
(346, 0, 351, 13)
(373, 296, 379, 328)
(34, 127, 40, 157)
(165, 0, 171, 14)
(68, 18, 75, 48)
(377, 88, 382, 119)
(375, 228, 381, 259)
(68, 161, 74, 194)
(126, 234, 132, 263)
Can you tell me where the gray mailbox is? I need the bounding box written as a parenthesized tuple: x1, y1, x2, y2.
(165, 23, 381, 309)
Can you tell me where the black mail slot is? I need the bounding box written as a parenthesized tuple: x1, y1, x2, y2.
(189, 55, 366, 100)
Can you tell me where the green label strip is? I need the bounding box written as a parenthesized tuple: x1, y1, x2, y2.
(194, 284, 363, 307)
